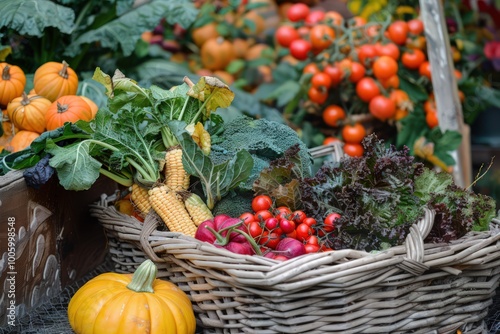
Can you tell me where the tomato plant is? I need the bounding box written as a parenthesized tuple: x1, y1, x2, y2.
(372, 56, 398, 80)
(311, 72, 332, 89)
(401, 49, 426, 70)
(287, 3, 310, 22)
(342, 123, 366, 143)
(289, 39, 312, 60)
(407, 19, 424, 35)
(343, 142, 364, 157)
(387, 20, 409, 45)
(309, 24, 335, 51)
(356, 77, 381, 102)
(308, 86, 328, 104)
(275, 25, 300, 48)
(295, 223, 313, 242)
(369, 95, 396, 120)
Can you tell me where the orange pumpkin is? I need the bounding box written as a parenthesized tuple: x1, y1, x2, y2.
(0, 63, 26, 107)
(0, 110, 17, 151)
(191, 22, 219, 48)
(6, 130, 39, 152)
(45, 95, 93, 131)
(200, 37, 236, 71)
(7, 92, 52, 133)
(79, 96, 99, 118)
(33, 61, 79, 102)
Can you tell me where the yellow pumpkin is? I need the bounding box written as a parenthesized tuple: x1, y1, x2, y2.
(68, 259, 196, 334)
(0, 63, 26, 107)
(6, 130, 39, 152)
(33, 60, 79, 102)
(45, 95, 93, 131)
(7, 92, 52, 133)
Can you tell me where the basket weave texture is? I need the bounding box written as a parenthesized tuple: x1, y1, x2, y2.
(90, 192, 500, 334)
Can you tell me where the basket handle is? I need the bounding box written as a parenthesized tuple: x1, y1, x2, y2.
(396, 207, 435, 276)
(138, 211, 165, 263)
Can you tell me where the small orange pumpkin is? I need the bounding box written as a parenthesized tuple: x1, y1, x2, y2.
(79, 96, 99, 118)
(191, 22, 219, 48)
(200, 37, 236, 71)
(0, 111, 17, 151)
(33, 61, 79, 102)
(7, 92, 52, 133)
(45, 95, 93, 131)
(0, 63, 26, 107)
(7, 130, 39, 152)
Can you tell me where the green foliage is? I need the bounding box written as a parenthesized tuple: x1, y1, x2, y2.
(0, 0, 198, 72)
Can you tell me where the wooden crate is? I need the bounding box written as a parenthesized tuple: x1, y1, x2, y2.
(0, 170, 118, 326)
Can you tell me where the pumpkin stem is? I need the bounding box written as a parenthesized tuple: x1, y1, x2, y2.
(2, 65, 11, 80)
(58, 60, 70, 79)
(20, 92, 31, 106)
(126, 259, 157, 293)
(56, 102, 69, 113)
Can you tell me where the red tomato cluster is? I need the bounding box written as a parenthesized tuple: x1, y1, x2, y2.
(274, 4, 466, 158)
(239, 195, 340, 259)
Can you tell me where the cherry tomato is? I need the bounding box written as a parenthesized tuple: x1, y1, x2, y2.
(275, 25, 300, 48)
(369, 95, 396, 120)
(254, 209, 273, 222)
(303, 217, 317, 227)
(407, 19, 424, 35)
(306, 235, 320, 245)
(349, 61, 366, 83)
(401, 49, 426, 70)
(426, 111, 439, 129)
(274, 206, 292, 220)
(357, 44, 378, 66)
(248, 221, 263, 238)
(324, 11, 343, 26)
(274, 254, 289, 261)
(343, 142, 364, 157)
(295, 223, 313, 242)
(252, 194, 272, 212)
(286, 3, 309, 22)
(258, 231, 281, 249)
(304, 243, 320, 253)
(323, 65, 343, 86)
(322, 105, 346, 127)
(372, 56, 398, 80)
(286, 230, 297, 239)
(305, 10, 326, 25)
(289, 39, 312, 60)
(303, 63, 320, 75)
(291, 210, 307, 224)
(265, 217, 279, 230)
(308, 86, 328, 104)
(311, 72, 332, 89)
(323, 136, 340, 145)
(309, 24, 335, 51)
(279, 219, 296, 234)
(342, 123, 366, 143)
(379, 75, 400, 89)
(239, 212, 255, 225)
(424, 98, 436, 114)
(418, 61, 431, 79)
(356, 77, 380, 102)
(375, 42, 400, 60)
(324, 212, 340, 232)
(387, 20, 409, 45)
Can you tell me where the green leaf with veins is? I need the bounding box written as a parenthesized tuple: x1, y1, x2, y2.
(187, 76, 235, 118)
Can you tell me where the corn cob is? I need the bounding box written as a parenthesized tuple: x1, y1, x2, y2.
(148, 185, 197, 237)
(130, 183, 151, 216)
(164, 146, 190, 191)
(181, 191, 213, 226)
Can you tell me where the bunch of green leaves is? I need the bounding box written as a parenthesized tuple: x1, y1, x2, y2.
(0, 0, 198, 72)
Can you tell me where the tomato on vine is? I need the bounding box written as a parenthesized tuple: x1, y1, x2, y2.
(275, 25, 300, 48)
(357, 44, 378, 66)
(323, 136, 340, 145)
(311, 72, 332, 89)
(303, 63, 320, 76)
(342, 123, 366, 143)
(308, 86, 328, 104)
(426, 111, 439, 129)
(419, 61, 431, 79)
(372, 56, 398, 80)
(306, 10, 326, 25)
(289, 39, 312, 60)
(323, 65, 343, 86)
(379, 75, 400, 89)
(369, 95, 396, 120)
(375, 42, 400, 60)
(286, 3, 310, 22)
(343, 142, 364, 157)
(356, 77, 380, 102)
(252, 194, 272, 212)
(349, 61, 366, 83)
(401, 49, 426, 70)
(309, 24, 335, 51)
(407, 19, 424, 35)
(387, 20, 409, 45)
(322, 104, 346, 127)
(295, 223, 313, 242)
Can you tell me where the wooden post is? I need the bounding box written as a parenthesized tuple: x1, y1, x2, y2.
(419, 0, 472, 188)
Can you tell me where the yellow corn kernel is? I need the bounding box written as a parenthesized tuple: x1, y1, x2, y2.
(130, 183, 151, 216)
(183, 191, 213, 226)
(148, 185, 197, 237)
(164, 146, 190, 191)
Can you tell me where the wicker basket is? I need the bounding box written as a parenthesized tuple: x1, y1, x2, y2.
(90, 190, 500, 334)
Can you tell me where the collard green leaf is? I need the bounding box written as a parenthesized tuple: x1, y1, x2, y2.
(46, 139, 102, 191)
(64, 0, 197, 57)
(0, 0, 75, 37)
